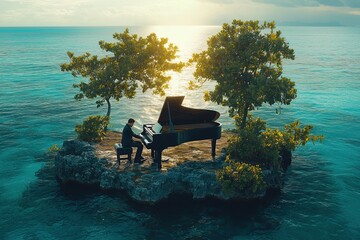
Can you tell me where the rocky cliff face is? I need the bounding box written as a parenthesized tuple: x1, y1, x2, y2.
(55, 140, 283, 204)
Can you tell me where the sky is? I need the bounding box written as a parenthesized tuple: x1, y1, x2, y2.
(0, 0, 359, 26)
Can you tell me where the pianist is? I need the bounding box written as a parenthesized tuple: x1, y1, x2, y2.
(121, 118, 145, 164)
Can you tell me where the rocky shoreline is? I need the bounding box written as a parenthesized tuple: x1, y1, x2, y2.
(54, 134, 285, 204)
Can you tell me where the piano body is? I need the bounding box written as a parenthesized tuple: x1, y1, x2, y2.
(140, 96, 222, 169)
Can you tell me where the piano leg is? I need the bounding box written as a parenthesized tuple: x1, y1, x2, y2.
(154, 150, 163, 169)
(151, 149, 155, 159)
(211, 139, 217, 158)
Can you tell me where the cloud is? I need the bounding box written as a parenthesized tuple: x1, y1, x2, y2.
(349, 10, 360, 15)
(253, 0, 360, 8)
(197, 0, 235, 3)
(344, 0, 360, 8)
(0, 0, 359, 26)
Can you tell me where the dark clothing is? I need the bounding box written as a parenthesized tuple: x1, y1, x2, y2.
(131, 141, 143, 162)
(121, 124, 143, 161)
(121, 124, 139, 147)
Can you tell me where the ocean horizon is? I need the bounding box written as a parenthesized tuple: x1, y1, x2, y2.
(0, 25, 359, 239)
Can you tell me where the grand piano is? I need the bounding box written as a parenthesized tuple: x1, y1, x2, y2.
(140, 96, 222, 169)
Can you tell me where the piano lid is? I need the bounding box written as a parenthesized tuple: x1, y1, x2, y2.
(157, 96, 220, 125)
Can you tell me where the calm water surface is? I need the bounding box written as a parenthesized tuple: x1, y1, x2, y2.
(0, 26, 359, 239)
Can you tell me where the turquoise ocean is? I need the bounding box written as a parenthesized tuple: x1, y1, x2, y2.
(0, 26, 359, 239)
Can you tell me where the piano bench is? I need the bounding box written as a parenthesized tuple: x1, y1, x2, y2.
(114, 143, 132, 164)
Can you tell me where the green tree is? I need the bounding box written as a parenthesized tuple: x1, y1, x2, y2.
(61, 28, 184, 118)
(190, 20, 296, 128)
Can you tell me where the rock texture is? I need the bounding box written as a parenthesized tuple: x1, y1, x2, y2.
(55, 140, 283, 204)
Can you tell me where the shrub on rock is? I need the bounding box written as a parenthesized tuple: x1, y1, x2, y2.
(75, 115, 110, 142)
(216, 157, 266, 195)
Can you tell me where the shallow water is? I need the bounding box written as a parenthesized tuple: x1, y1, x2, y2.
(0, 26, 359, 239)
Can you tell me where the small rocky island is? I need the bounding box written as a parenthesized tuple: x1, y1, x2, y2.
(53, 21, 314, 205)
(54, 131, 286, 205)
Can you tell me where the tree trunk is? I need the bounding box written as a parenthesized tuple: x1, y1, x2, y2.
(240, 103, 249, 129)
(106, 98, 111, 117)
(105, 98, 111, 132)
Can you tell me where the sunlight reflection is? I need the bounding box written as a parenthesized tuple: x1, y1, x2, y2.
(145, 26, 221, 104)
(113, 26, 232, 131)
(146, 25, 220, 61)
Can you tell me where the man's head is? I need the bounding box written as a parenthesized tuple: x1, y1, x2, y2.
(127, 118, 135, 127)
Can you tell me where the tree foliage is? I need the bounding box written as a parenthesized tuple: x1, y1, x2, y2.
(75, 115, 110, 143)
(219, 114, 323, 194)
(228, 114, 324, 170)
(61, 28, 184, 118)
(190, 20, 296, 128)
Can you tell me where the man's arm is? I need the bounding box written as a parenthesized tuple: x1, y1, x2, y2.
(130, 126, 142, 139)
(133, 132, 142, 139)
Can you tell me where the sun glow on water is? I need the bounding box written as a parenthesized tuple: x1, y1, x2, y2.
(125, 25, 229, 129)
(143, 26, 223, 107)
